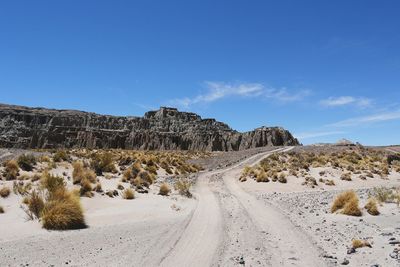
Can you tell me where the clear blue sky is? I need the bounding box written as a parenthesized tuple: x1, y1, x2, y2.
(1, 1, 399, 145)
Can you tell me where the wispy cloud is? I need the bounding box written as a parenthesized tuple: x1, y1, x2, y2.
(171, 81, 310, 108)
(320, 96, 372, 108)
(328, 110, 400, 127)
(295, 131, 346, 140)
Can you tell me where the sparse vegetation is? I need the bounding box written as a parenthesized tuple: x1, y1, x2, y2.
(331, 191, 362, 216)
(122, 188, 135, 199)
(352, 239, 371, 249)
(0, 186, 11, 198)
(53, 150, 69, 162)
(17, 154, 37, 171)
(24, 190, 45, 219)
(0, 205, 4, 213)
(3, 160, 19, 180)
(365, 198, 380, 216)
(91, 152, 117, 175)
(159, 183, 171, 196)
(175, 179, 192, 198)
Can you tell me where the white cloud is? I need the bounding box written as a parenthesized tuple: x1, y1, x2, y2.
(265, 88, 311, 102)
(171, 81, 309, 108)
(295, 131, 346, 140)
(320, 96, 372, 108)
(328, 110, 400, 127)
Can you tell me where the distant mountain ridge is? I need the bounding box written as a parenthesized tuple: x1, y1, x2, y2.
(0, 104, 299, 151)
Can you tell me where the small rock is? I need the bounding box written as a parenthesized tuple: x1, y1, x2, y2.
(341, 258, 350, 265)
(347, 248, 356, 254)
(239, 256, 245, 265)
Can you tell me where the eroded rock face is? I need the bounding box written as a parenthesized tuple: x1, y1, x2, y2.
(0, 104, 300, 151)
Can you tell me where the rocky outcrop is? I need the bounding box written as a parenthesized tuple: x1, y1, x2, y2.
(0, 104, 300, 151)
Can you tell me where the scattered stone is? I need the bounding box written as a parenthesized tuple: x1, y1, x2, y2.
(341, 258, 350, 265)
(347, 248, 356, 254)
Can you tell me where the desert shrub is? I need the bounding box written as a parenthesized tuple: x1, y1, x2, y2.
(331, 191, 359, 214)
(278, 173, 287, 183)
(325, 179, 335, 186)
(138, 171, 155, 187)
(38, 155, 51, 163)
(94, 182, 103, 193)
(365, 198, 379, 216)
(0, 205, 4, 213)
(159, 183, 171, 196)
(25, 190, 45, 219)
(342, 197, 362, 216)
(256, 169, 269, 183)
(41, 191, 86, 230)
(372, 187, 395, 203)
(13, 181, 32, 195)
(175, 179, 192, 198)
(31, 174, 41, 182)
(17, 154, 37, 171)
(41, 172, 65, 195)
(73, 162, 96, 184)
(53, 150, 69, 162)
(3, 160, 19, 180)
(80, 178, 93, 197)
(352, 239, 371, 249)
(0, 186, 10, 198)
(340, 172, 352, 181)
(122, 188, 135, 199)
(91, 152, 116, 175)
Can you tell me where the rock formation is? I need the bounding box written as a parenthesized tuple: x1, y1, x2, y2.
(0, 104, 299, 151)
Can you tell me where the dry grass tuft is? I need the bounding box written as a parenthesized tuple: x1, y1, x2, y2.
(53, 150, 69, 162)
(17, 154, 37, 171)
(0, 205, 4, 213)
(122, 188, 135, 200)
(331, 191, 362, 216)
(365, 198, 380, 216)
(175, 179, 192, 198)
(91, 152, 116, 175)
(0, 186, 11, 198)
(25, 190, 45, 219)
(159, 183, 171, 196)
(41, 172, 65, 195)
(41, 191, 86, 230)
(352, 239, 371, 249)
(3, 160, 19, 180)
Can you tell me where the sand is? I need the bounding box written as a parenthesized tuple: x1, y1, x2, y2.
(1, 147, 400, 266)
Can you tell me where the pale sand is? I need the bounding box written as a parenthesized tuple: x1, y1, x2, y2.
(0, 147, 399, 266)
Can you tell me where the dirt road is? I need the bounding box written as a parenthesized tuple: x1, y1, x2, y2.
(1, 147, 327, 266)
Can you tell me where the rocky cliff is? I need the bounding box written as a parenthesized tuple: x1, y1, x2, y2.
(0, 104, 300, 151)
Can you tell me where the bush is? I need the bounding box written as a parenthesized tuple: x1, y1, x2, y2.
(41, 192, 86, 230)
(41, 172, 65, 195)
(73, 162, 97, 185)
(331, 191, 361, 217)
(122, 188, 135, 200)
(17, 154, 37, 171)
(256, 170, 269, 183)
(3, 160, 19, 180)
(340, 173, 352, 181)
(175, 179, 192, 198)
(342, 197, 362, 216)
(372, 187, 396, 203)
(0, 205, 4, 213)
(13, 181, 32, 195)
(365, 198, 379, 216)
(278, 173, 287, 183)
(53, 150, 69, 162)
(91, 152, 116, 175)
(80, 178, 93, 197)
(159, 183, 171, 196)
(25, 190, 45, 219)
(352, 239, 371, 249)
(0, 186, 10, 198)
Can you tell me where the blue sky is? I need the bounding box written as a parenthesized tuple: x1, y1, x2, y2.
(1, 1, 399, 145)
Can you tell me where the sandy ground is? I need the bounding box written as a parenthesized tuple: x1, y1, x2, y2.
(1, 147, 400, 266)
